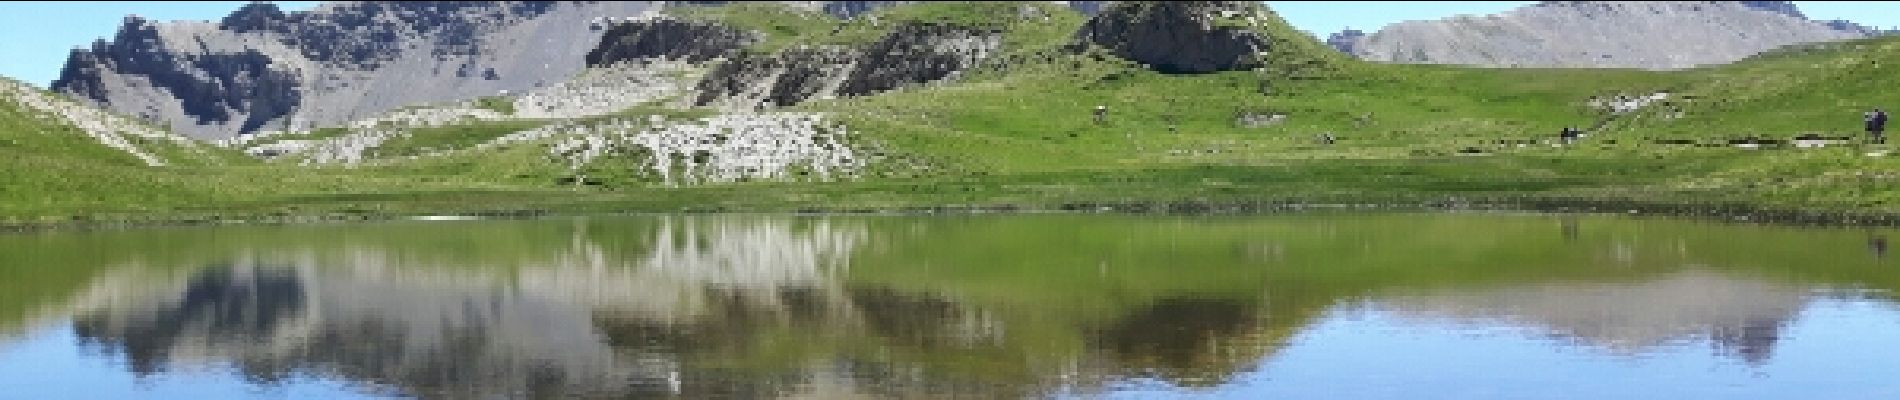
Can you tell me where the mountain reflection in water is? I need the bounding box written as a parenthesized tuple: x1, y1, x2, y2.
(57, 216, 1235, 398)
(4, 214, 1900, 399)
(1368, 269, 1805, 364)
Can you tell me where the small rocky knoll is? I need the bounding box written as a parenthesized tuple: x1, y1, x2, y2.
(1070, 1, 1274, 74)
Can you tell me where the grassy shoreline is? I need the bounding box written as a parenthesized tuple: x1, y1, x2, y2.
(10, 187, 1900, 234)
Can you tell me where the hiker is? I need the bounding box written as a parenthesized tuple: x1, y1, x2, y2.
(1561, 217, 1579, 242)
(1093, 105, 1108, 124)
(1868, 108, 1889, 144)
(1562, 126, 1587, 145)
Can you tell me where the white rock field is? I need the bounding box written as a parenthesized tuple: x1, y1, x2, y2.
(511, 60, 697, 119)
(263, 109, 865, 186)
(525, 113, 865, 185)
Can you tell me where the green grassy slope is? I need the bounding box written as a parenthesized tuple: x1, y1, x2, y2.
(673, 1, 1088, 54)
(1633, 37, 1900, 138)
(0, 81, 228, 218)
(1593, 36, 1900, 208)
(0, 81, 605, 221)
(781, 2, 1900, 213)
(7, 2, 1900, 224)
(779, 2, 1717, 206)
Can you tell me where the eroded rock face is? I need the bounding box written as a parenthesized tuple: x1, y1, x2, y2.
(52, 1, 661, 140)
(586, 18, 755, 65)
(1330, 1, 1874, 69)
(56, 17, 304, 135)
(217, 2, 286, 32)
(1071, 1, 1269, 74)
(694, 48, 856, 109)
(838, 23, 999, 96)
(690, 22, 1001, 109)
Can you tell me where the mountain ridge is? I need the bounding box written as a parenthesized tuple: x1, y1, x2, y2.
(1327, 1, 1890, 69)
(53, 1, 660, 139)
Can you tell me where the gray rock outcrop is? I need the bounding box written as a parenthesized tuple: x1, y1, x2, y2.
(585, 17, 755, 65)
(690, 22, 1001, 109)
(53, 1, 661, 140)
(1071, 1, 1272, 74)
(55, 16, 303, 137)
(694, 48, 858, 109)
(838, 23, 1001, 96)
(1327, 1, 1874, 70)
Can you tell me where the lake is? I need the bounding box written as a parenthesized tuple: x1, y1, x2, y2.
(1, 213, 1898, 399)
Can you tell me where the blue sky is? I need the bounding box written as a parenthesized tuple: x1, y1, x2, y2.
(2, 1, 1899, 87)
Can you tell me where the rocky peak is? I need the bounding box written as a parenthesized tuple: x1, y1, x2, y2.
(219, 2, 286, 32)
(108, 16, 163, 50)
(263, 2, 563, 70)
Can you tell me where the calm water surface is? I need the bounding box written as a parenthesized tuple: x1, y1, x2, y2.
(2, 213, 1898, 399)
